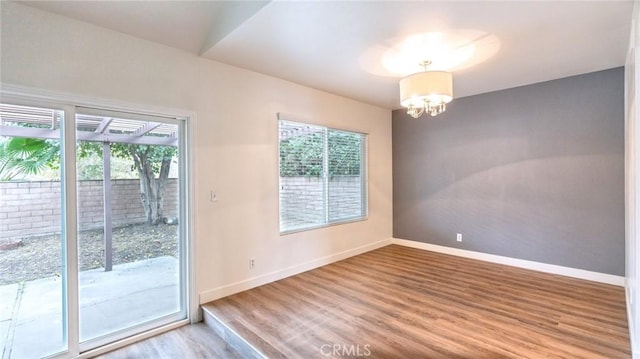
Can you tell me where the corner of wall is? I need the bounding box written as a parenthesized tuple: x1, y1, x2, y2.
(392, 238, 625, 286)
(626, 1, 640, 357)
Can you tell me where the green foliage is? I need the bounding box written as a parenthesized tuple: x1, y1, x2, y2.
(111, 144, 176, 174)
(279, 130, 362, 177)
(0, 137, 176, 181)
(280, 132, 323, 177)
(75, 152, 139, 180)
(78, 143, 176, 178)
(77, 142, 101, 159)
(328, 131, 362, 176)
(0, 137, 60, 181)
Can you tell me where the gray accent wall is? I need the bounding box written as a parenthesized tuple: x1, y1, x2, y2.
(392, 68, 624, 276)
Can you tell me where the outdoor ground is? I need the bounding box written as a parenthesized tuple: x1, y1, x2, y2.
(0, 223, 178, 285)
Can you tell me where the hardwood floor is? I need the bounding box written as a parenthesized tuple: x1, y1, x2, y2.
(95, 323, 243, 359)
(203, 245, 630, 359)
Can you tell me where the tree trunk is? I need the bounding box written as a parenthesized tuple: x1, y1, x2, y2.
(130, 146, 172, 225)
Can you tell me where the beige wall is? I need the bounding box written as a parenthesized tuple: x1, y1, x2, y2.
(0, 3, 393, 302)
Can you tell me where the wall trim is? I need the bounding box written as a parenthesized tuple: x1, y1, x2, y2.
(392, 238, 625, 286)
(199, 238, 392, 304)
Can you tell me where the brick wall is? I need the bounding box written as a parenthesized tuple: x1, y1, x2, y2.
(0, 179, 178, 239)
(280, 176, 363, 230)
(328, 176, 365, 220)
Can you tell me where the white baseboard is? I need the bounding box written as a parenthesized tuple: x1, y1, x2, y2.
(199, 238, 393, 304)
(392, 238, 625, 286)
(200, 237, 624, 304)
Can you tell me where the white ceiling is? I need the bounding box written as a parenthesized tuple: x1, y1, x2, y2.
(19, 1, 633, 110)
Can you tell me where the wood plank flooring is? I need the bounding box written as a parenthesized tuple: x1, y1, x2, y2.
(203, 245, 630, 359)
(96, 323, 244, 359)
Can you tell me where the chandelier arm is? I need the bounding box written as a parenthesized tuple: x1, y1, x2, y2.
(407, 105, 425, 118)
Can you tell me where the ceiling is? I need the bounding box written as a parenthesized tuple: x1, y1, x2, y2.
(18, 1, 633, 110)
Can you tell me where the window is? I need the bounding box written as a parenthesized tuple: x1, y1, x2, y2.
(279, 119, 367, 233)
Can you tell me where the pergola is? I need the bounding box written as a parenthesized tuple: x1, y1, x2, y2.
(0, 103, 178, 271)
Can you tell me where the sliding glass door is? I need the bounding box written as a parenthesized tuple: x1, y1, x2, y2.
(75, 108, 185, 350)
(0, 104, 66, 358)
(0, 101, 189, 358)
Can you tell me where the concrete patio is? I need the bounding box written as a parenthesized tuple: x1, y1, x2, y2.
(0, 256, 180, 359)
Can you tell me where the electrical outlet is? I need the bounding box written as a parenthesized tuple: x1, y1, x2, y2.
(456, 233, 462, 242)
(250, 258, 255, 270)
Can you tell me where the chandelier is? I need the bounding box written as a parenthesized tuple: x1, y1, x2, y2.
(399, 61, 453, 118)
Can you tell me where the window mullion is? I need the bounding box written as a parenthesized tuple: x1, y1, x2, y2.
(62, 105, 79, 357)
(323, 128, 329, 224)
(361, 135, 367, 217)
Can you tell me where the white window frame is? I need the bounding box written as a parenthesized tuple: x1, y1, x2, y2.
(278, 115, 368, 234)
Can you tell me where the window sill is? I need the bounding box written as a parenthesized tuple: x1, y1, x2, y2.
(279, 216, 368, 236)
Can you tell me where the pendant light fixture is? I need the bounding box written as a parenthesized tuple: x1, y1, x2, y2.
(399, 61, 453, 118)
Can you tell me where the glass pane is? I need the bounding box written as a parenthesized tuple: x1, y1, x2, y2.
(279, 121, 326, 231)
(328, 130, 365, 222)
(0, 104, 66, 358)
(75, 111, 182, 344)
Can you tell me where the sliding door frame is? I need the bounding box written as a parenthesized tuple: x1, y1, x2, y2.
(0, 84, 197, 358)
